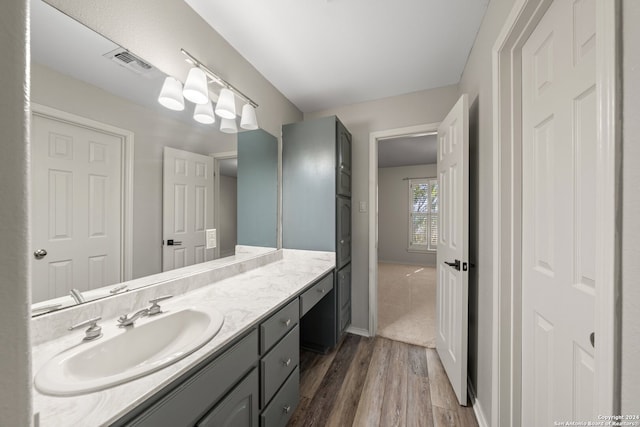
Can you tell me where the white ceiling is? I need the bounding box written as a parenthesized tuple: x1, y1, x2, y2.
(378, 134, 437, 168)
(184, 0, 489, 112)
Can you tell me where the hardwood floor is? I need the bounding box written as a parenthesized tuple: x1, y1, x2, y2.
(288, 334, 478, 427)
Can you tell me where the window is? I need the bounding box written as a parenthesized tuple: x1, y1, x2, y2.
(408, 178, 438, 252)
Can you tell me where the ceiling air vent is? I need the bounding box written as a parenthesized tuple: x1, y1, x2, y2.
(102, 47, 161, 79)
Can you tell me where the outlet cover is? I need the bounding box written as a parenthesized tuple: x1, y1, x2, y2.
(206, 229, 217, 249)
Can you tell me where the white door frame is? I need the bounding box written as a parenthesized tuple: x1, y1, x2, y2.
(491, 1, 620, 425)
(211, 151, 237, 259)
(367, 122, 441, 337)
(31, 103, 134, 282)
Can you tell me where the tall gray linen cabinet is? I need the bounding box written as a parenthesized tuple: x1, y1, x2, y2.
(282, 116, 352, 353)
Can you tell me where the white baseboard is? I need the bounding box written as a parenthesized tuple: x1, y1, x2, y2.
(346, 326, 370, 337)
(468, 378, 489, 427)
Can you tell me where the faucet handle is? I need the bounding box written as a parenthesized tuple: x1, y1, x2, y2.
(148, 295, 173, 315)
(69, 316, 102, 341)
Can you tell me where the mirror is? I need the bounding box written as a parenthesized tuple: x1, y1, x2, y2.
(30, 0, 279, 315)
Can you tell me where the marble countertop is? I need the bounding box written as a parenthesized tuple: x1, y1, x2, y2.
(32, 249, 335, 427)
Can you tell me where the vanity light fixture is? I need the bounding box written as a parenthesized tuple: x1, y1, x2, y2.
(240, 104, 259, 130)
(157, 49, 260, 132)
(158, 76, 185, 111)
(193, 100, 216, 124)
(219, 117, 238, 134)
(183, 67, 209, 105)
(181, 49, 259, 123)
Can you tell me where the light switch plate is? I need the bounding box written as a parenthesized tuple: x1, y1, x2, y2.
(359, 201, 368, 213)
(206, 229, 217, 249)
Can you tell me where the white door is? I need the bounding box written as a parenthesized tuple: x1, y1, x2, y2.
(162, 147, 214, 271)
(521, 0, 597, 424)
(436, 94, 469, 406)
(31, 113, 123, 303)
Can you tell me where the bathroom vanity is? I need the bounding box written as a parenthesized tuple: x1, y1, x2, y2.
(32, 249, 335, 427)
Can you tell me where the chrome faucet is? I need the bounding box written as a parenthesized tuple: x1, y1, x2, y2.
(117, 295, 173, 327)
(70, 288, 85, 304)
(117, 308, 149, 327)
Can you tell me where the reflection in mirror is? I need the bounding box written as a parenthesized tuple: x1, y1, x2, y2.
(29, 0, 278, 315)
(217, 158, 238, 258)
(238, 130, 278, 248)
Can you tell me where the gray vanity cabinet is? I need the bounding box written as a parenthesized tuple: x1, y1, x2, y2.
(283, 116, 352, 352)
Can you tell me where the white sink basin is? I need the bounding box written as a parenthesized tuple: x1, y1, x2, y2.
(35, 306, 224, 396)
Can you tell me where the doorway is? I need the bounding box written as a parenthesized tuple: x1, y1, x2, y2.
(376, 133, 439, 347)
(368, 123, 440, 340)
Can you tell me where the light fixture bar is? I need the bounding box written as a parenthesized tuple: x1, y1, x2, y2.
(181, 48, 258, 109)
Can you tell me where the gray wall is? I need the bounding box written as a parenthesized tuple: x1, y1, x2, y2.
(219, 175, 237, 258)
(378, 164, 437, 266)
(237, 129, 278, 248)
(31, 63, 236, 278)
(0, 0, 31, 424)
(305, 84, 459, 332)
(622, 0, 640, 414)
(282, 116, 337, 252)
(457, 0, 519, 421)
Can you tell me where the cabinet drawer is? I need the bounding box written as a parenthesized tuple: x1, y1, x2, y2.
(260, 299, 299, 354)
(300, 272, 333, 317)
(260, 369, 300, 427)
(260, 325, 299, 408)
(126, 330, 259, 427)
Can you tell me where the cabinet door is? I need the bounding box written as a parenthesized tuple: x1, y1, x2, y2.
(336, 197, 351, 268)
(120, 331, 258, 427)
(336, 122, 351, 197)
(337, 264, 351, 336)
(197, 369, 259, 427)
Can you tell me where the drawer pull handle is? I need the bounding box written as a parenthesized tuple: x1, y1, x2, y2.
(282, 318, 291, 327)
(283, 405, 291, 414)
(282, 358, 292, 367)
(317, 288, 326, 294)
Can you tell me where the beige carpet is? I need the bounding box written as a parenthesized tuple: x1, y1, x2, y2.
(377, 262, 437, 348)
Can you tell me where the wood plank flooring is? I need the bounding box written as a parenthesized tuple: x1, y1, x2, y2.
(288, 335, 478, 427)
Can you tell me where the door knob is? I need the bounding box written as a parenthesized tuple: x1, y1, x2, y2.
(444, 259, 461, 271)
(33, 249, 47, 260)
